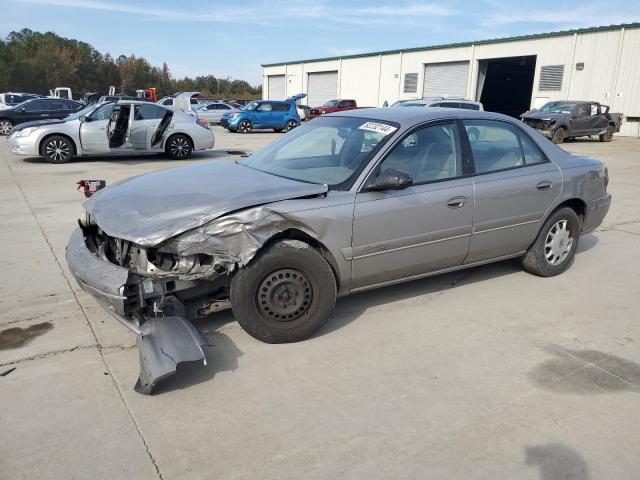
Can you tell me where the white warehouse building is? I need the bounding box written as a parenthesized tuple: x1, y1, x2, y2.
(262, 23, 640, 136)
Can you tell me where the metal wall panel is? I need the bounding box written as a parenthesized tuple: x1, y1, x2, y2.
(307, 71, 338, 107)
(423, 61, 469, 98)
(267, 75, 285, 100)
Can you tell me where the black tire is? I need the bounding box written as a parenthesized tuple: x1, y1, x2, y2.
(230, 240, 337, 343)
(0, 119, 13, 136)
(238, 120, 253, 133)
(284, 120, 298, 132)
(551, 127, 566, 144)
(40, 135, 75, 163)
(599, 125, 614, 142)
(273, 128, 283, 133)
(166, 134, 192, 159)
(522, 207, 580, 277)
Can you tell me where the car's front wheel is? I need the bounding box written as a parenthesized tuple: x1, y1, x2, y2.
(522, 207, 580, 277)
(41, 135, 75, 163)
(166, 134, 192, 159)
(551, 127, 566, 144)
(230, 240, 337, 343)
(238, 120, 253, 133)
(0, 119, 13, 136)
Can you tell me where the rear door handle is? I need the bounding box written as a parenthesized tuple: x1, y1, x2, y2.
(536, 181, 552, 190)
(447, 196, 467, 208)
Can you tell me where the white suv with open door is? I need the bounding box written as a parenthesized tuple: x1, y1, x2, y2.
(7, 100, 215, 163)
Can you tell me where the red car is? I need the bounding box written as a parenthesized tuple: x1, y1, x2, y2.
(308, 99, 363, 120)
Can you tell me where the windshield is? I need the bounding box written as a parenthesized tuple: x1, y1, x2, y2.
(66, 103, 101, 120)
(538, 101, 578, 114)
(243, 102, 259, 111)
(242, 116, 398, 189)
(323, 100, 339, 107)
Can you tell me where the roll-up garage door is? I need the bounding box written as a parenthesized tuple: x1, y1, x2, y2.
(267, 75, 285, 100)
(423, 61, 469, 98)
(307, 71, 338, 107)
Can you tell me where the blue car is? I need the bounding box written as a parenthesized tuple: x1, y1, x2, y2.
(220, 97, 302, 133)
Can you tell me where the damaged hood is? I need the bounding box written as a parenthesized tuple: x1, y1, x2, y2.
(520, 110, 569, 121)
(84, 160, 328, 246)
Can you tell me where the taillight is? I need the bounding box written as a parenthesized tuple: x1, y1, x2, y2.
(197, 119, 210, 129)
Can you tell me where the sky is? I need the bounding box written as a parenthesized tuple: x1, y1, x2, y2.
(2, 0, 640, 86)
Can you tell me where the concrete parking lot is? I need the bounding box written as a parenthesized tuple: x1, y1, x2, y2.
(1, 127, 639, 480)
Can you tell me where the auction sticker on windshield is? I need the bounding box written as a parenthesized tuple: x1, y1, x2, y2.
(358, 122, 397, 136)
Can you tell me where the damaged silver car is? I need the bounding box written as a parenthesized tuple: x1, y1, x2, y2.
(66, 108, 611, 393)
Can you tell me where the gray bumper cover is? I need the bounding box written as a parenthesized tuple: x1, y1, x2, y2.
(66, 227, 207, 394)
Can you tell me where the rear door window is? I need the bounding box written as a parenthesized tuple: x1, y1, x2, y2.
(134, 103, 166, 120)
(50, 101, 64, 111)
(272, 103, 289, 111)
(464, 120, 524, 174)
(519, 132, 547, 165)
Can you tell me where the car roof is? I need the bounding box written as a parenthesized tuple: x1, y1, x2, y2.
(331, 107, 512, 127)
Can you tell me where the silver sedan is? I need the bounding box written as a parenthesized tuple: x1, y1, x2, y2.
(66, 107, 610, 393)
(8, 100, 215, 163)
(195, 101, 239, 124)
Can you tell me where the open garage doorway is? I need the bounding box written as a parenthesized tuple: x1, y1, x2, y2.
(476, 56, 536, 118)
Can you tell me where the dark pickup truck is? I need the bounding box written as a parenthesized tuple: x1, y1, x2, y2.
(521, 101, 622, 144)
(308, 99, 368, 120)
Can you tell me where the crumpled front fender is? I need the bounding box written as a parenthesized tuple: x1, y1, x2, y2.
(134, 316, 207, 395)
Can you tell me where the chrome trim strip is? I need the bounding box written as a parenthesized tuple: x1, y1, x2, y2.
(81, 280, 127, 300)
(350, 251, 526, 293)
(353, 233, 471, 260)
(472, 219, 540, 235)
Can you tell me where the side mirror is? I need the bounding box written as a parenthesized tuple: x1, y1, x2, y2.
(17, 107, 26, 113)
(364, 168, 413, 192)
(79, 115, 87, 122)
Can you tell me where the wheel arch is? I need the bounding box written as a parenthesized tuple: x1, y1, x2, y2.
(39, 133, 78, 156)
(254, 228, 342, 291)
(164, 131, 194, 150)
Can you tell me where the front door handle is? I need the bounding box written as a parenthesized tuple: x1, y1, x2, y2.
(447, 196, 467, 209)
(536, 181, 552, 190)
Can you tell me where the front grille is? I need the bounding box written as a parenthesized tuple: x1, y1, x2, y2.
(522, 118, 551, 130)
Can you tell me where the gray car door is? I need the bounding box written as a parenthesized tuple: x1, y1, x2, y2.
(79, 103, 114, 153)
(351, 121, 474, 289)
(463, 119, 561, 264)
(131, 104, 165, 151)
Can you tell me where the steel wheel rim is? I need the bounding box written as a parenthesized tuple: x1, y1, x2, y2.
(239, 121, 252, 133)
(45, 139, 70, 162)
(170, 138, 189, 157)
(0, 121, 12, 135)
(544, 219, 574, 265)
(256, 268, 313, 324)
(555, 129, 564, 143)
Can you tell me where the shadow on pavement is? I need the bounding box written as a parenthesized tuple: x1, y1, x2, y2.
(525, 443, 590, 480)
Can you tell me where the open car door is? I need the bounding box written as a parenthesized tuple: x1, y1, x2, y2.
(151, 109, 173, 147)
(108, 104, 131, 149)
(79, 103, 115, 153)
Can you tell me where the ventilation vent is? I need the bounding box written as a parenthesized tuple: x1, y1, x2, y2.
(403, 73, 418, 93)
(539, 65, 564, 91)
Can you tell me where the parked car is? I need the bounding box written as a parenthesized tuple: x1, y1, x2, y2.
(220, 99, 300, 133)
(297, 104, 311, 121)
(66, 107, 611, 393)
(0, 92, 43, 109)
(397, 97, 484, 111)
(8, 100, 214, 163)
(195, 101, 239, 124)
(521, 101, 622, 144)
(307, 99, 364, 120)
(0, 97, 83, 135)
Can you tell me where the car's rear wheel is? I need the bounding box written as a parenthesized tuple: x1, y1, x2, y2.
(166, 134, 192, 159)
(41, 135, 75, 163)
(238, 120, 253, 133)
(0, 119, 13, 135)
(522, 207, 580, 277)
(551, 127, 566, 144)
(230, 240, 337, 343)
(284, 120, 298, 132)
(599, 125, 614, 142)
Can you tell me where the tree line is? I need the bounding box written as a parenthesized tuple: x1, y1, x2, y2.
(0, 29, 262, 99)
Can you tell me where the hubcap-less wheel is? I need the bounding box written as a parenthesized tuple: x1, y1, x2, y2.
(45, 139, 71, 162)
(257, 268, 313, 324)
(284, 120, 297, 132)
(553, 128, 565, 144)
(170, 137, 190, 158)
(0, 120, 13, 135)
(544, 220, 574, 265)
(238, 120, 252, 133)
